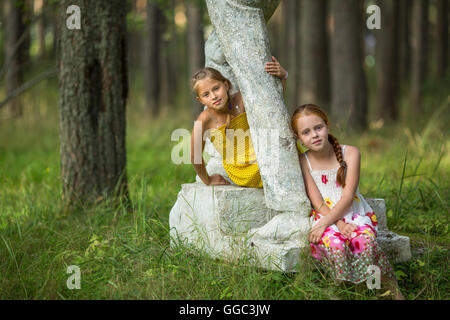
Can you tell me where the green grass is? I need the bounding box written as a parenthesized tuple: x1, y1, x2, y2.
(0, 74, 448, 300)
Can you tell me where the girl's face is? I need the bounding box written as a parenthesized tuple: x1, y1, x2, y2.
(295, 114, 329, 151)
(195, 78, 229, 112)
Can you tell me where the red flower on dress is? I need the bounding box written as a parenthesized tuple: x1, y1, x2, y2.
(310, 209, 320, 221)
(366, 212, 378, 227)
(321, 175, 328, 184)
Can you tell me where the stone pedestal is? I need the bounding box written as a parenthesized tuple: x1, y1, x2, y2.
(169, 183, 411, 272)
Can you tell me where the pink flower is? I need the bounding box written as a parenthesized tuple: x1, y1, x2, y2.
(321, 175, 328, 184)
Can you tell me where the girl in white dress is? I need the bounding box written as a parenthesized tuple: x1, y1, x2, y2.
(291, 104, 404, 299)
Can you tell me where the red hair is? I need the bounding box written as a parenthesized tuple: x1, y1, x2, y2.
(291, 104, 347, 187)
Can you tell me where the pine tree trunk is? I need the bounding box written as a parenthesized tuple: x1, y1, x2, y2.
(51, 1, 58, 58)
(187, 0, 205, 119)
(58, 0, 129, 205)
(282, 0, 299, 113)
(299, 0, 330, 111)
(330, 0, 367, 131)
(144, 0, 161, 116)
(436, 0, 448, 78)
(375, 0, 399, 122)
(399, 0, 411, 84)
(158, 5, 171, 111)
(37, 0, 47, 58)
(410, 0, 429, 114)
(20, 0, 32, 67)
(3, 0, 23, 117)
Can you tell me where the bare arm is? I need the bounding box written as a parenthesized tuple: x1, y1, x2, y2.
(191, 113, 210, 185)
(190, 112, 230, 186)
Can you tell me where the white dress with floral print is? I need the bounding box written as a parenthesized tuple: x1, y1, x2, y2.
(304, 145, 393, 284)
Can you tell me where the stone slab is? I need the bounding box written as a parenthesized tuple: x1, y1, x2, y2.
(169, 183, 412, 272)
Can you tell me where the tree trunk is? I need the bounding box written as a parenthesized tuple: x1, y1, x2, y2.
(375, 0, 400, 122)
(399, 0, 411, 84)
(51, 1, 58, 58)
(282, 0, 299, 112)
(157, 4, 172, 111)
(410, 0, 429, 114)
(144, 0, 161, 116)
(186, 0, 205, 119)
(3, 0, 23, 117)
(37, 0, 47, 58)
(205, 0, 310, 212)
(330, 0, 367, 131)
(299, 0, 330, 112)
(127, 0, 140, 71)
(436, 0, 448, 79)
(58, 0, 129, 205)
(20, 0, 32, 67)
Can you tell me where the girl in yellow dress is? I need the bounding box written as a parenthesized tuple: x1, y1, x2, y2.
(190, 57, 287, 187)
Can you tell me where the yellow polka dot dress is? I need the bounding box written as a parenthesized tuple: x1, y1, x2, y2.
(210, 112, 263, 188)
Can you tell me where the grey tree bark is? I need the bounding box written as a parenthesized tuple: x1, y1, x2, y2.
(205, 0, 309, 212)
(330, 0, 367, 132)
(58, 0, 129, 205)
(410, 0, 429, 114)
(187, 0, 206, 119)
(375, 0, 400, 122)
(299, 0, 330, 112)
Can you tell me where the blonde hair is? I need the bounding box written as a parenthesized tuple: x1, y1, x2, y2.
(292, 104, 348, 187)
(191, 67, 233, 128)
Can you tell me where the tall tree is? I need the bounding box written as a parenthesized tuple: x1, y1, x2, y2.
(20, 0, 32, 67)
(144, 0, 162, 116)
(3, 0, 25, 117)
(58, 0, 129, 205)
(186, 0, 205, 119)
(410, 0, 429, 114)
(299, 0, 330, 111)
(127, 0, 141, 70)
(375, 0, 400, 122)
(36, 0, 47, 58)
(436, 0, 448, 79)
(159, 0, 178, 110)
(399, 0, 412, 83)
(330, 0, 367, 131)
(282, 0, 300, 113)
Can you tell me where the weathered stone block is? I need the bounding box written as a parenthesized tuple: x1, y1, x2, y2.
(169, 183, 411, 272)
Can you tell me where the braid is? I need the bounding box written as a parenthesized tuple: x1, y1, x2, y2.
(328, 134, 347, 187)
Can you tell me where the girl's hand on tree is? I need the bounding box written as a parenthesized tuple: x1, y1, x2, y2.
(309, 223, 327, 244)
(337, 221, 358, 238)
(207, 174, 230, 186)
(265, 56, 287, 80)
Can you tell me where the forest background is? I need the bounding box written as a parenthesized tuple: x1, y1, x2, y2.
(0, 0, 448, 300)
